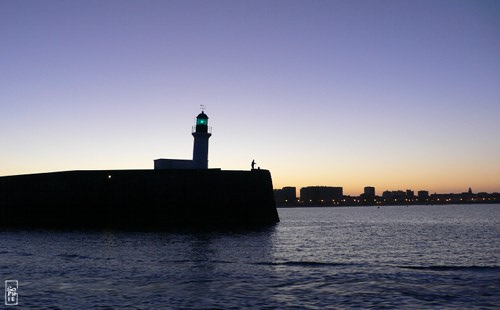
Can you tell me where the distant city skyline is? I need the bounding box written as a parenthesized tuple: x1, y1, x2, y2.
(275, 184, 497, 199)
(1, 1, 499, 195)
(274, 185, 500, 206)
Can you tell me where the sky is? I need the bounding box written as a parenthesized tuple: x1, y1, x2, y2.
(1, 0, 499, 195)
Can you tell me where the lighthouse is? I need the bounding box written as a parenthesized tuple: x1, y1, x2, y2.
(192, 110, 212, 169)
(154, 109, 213, 170)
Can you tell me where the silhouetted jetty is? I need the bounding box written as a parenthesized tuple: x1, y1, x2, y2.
(0, 169, 279, 229)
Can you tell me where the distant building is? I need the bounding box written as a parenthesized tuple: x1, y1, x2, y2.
(364, 186, 375, 198)
(300, 186, 343, 203)
(382, 190, 406, 201)
(274, 186, 297, 203)
(282, 187, 297, 203)
(382, 190, 392, 199)
(406, 190, 414, 198)
(359, 186, 376, 205)
(274, 189, 284, 203)
(418, 190, 429, 200)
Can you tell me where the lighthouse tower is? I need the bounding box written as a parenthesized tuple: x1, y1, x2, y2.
(192, 110, 212, 169)
(153, 108, 212, 170)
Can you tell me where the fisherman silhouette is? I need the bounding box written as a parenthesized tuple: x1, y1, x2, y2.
(251, 160, 256, 170)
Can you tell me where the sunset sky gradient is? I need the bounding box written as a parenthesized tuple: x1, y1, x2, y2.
(1, 0, 499, 195)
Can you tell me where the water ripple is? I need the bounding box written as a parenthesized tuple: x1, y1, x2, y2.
(253, 261, 354, 268)
(398, 265, 500, 271)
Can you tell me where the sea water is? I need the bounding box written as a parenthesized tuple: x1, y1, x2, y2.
(1, 204, 498, 309)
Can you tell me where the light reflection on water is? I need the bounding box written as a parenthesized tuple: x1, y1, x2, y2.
(1, 204, 498, 308)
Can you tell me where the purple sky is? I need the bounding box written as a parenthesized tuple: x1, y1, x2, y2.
(1, 0, 499, 195)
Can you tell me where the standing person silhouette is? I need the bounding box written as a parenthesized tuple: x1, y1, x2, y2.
(251, 160, 256, 170)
